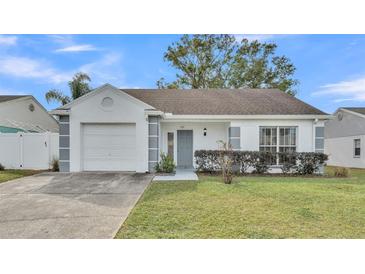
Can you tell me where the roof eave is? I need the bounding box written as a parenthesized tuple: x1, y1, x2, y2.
(49, 109, 70, 115)
(339, 108, 365, 119)
(161, 114, 332, 121)
(0, 95, 31, 104)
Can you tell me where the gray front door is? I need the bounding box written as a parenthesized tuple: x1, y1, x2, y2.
(177, 130, 193, 169)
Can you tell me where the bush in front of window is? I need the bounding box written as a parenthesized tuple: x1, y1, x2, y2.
(279, 152, 298, 174)
(295, 152, 328, 175)
(250, 151, 271, 174)
(194, 150, 328, 175)
(155, 152, 176, 173)
(194, 150, 221, 173)
(194, 150, 273, 174)
(232, 151, 253, 174)
(280, 162, 297, 174)
(195, 150, 271, 174)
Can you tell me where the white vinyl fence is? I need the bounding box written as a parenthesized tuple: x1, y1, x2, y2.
(0, 132, 59, 169)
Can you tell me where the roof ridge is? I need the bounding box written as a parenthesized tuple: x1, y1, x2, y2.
(341, 107, 365, 116)
(122, 88, 281, 91)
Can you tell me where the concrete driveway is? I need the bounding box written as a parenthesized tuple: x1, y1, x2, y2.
(0, 172, 153, 239)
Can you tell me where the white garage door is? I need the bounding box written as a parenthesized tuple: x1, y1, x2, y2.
(82, 123, 136, 171)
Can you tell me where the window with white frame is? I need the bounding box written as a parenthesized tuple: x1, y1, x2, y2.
(315, 127, 325, 153)
(354, 139, 361, 158)
(259, 127, 277, 153)
(259, 126, 297, 165)
(279, 127, 297, 153)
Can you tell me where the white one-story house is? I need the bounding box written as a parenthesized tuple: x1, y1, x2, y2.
(0, 95, 59, 133)
(51, 84, 330, 172)
(325, 107, 365, 168)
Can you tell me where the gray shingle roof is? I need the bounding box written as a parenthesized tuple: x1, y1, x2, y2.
(343, 107, 365, 116)
(123, 88, 327, 115)
(0, 95, 28, 103)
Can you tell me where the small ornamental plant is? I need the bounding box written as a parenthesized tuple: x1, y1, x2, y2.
(217, 141, 233, 184)
(155, 152, 176, 173)
(51, 158, 59, 172)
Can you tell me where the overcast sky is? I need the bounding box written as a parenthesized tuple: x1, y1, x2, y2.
(1, 34, 365, 113)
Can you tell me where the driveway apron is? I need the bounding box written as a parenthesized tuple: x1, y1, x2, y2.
(0, 172, 152, 239)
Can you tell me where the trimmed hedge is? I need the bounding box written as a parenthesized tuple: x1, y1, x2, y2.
(194, 150, 328, 175)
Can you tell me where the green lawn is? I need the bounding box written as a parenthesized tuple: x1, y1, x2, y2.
(116, 167, 365, 239)
(0, 169, 41, 184)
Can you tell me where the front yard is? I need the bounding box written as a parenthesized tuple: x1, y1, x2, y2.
(0, 170, 41, 184)
(116, 167, 365, 239)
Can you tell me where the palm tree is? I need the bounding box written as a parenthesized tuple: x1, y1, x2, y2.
(45, 72, 92, 106)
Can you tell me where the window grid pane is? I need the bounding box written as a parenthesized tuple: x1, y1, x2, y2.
(315, 127, 325, 151)
(279, 128, 283, 145)
(291, 128, 296, 146)
(354, 139, 361, 157)
(278, 127, 297, 164)
(259, 127, 297, 165)
(167, 132, 174, 159)
(272, 128, 277, 146)
(260, 127, 296, 165)
(260, 127, 277, 165)
(315, 127, 324, 138)
(260, 128, 265, 145)
(260, 127, 277, 147)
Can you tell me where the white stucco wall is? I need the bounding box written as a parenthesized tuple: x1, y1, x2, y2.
(0, 97, 59, 132)
(69, 88, 149, 172)
(230, 119, 322, 152)
(160, 122, 230, 164)
(160, 119, 322, 167)
(325, 135, 365, 168)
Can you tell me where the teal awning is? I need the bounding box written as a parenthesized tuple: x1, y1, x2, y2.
(0, 126, 26, 133)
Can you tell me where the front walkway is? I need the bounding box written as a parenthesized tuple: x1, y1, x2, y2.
(153, 169, 198, 181)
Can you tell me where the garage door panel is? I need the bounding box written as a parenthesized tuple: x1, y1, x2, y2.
(83, 132, 136, 138)
(83, 124, 135, 134)
(83, 147, 136, 158)
(83, 135, 136, 147)
(83, 159, 136, 171)
(82, 123, 137, 171)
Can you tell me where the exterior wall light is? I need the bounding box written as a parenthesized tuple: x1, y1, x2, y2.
(203, 128, 207, 136)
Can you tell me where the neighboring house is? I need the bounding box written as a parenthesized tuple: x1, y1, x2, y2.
(325, 107, 365, 168)
(0, 95, 59, 169)
(0, 95, 59, 133)
(50, 84, 330, 172)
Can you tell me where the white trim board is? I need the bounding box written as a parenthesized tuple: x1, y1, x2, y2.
(337, 108, 365, 119)
(162, 114, 331, 121)
(55, 84, 155, 111)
